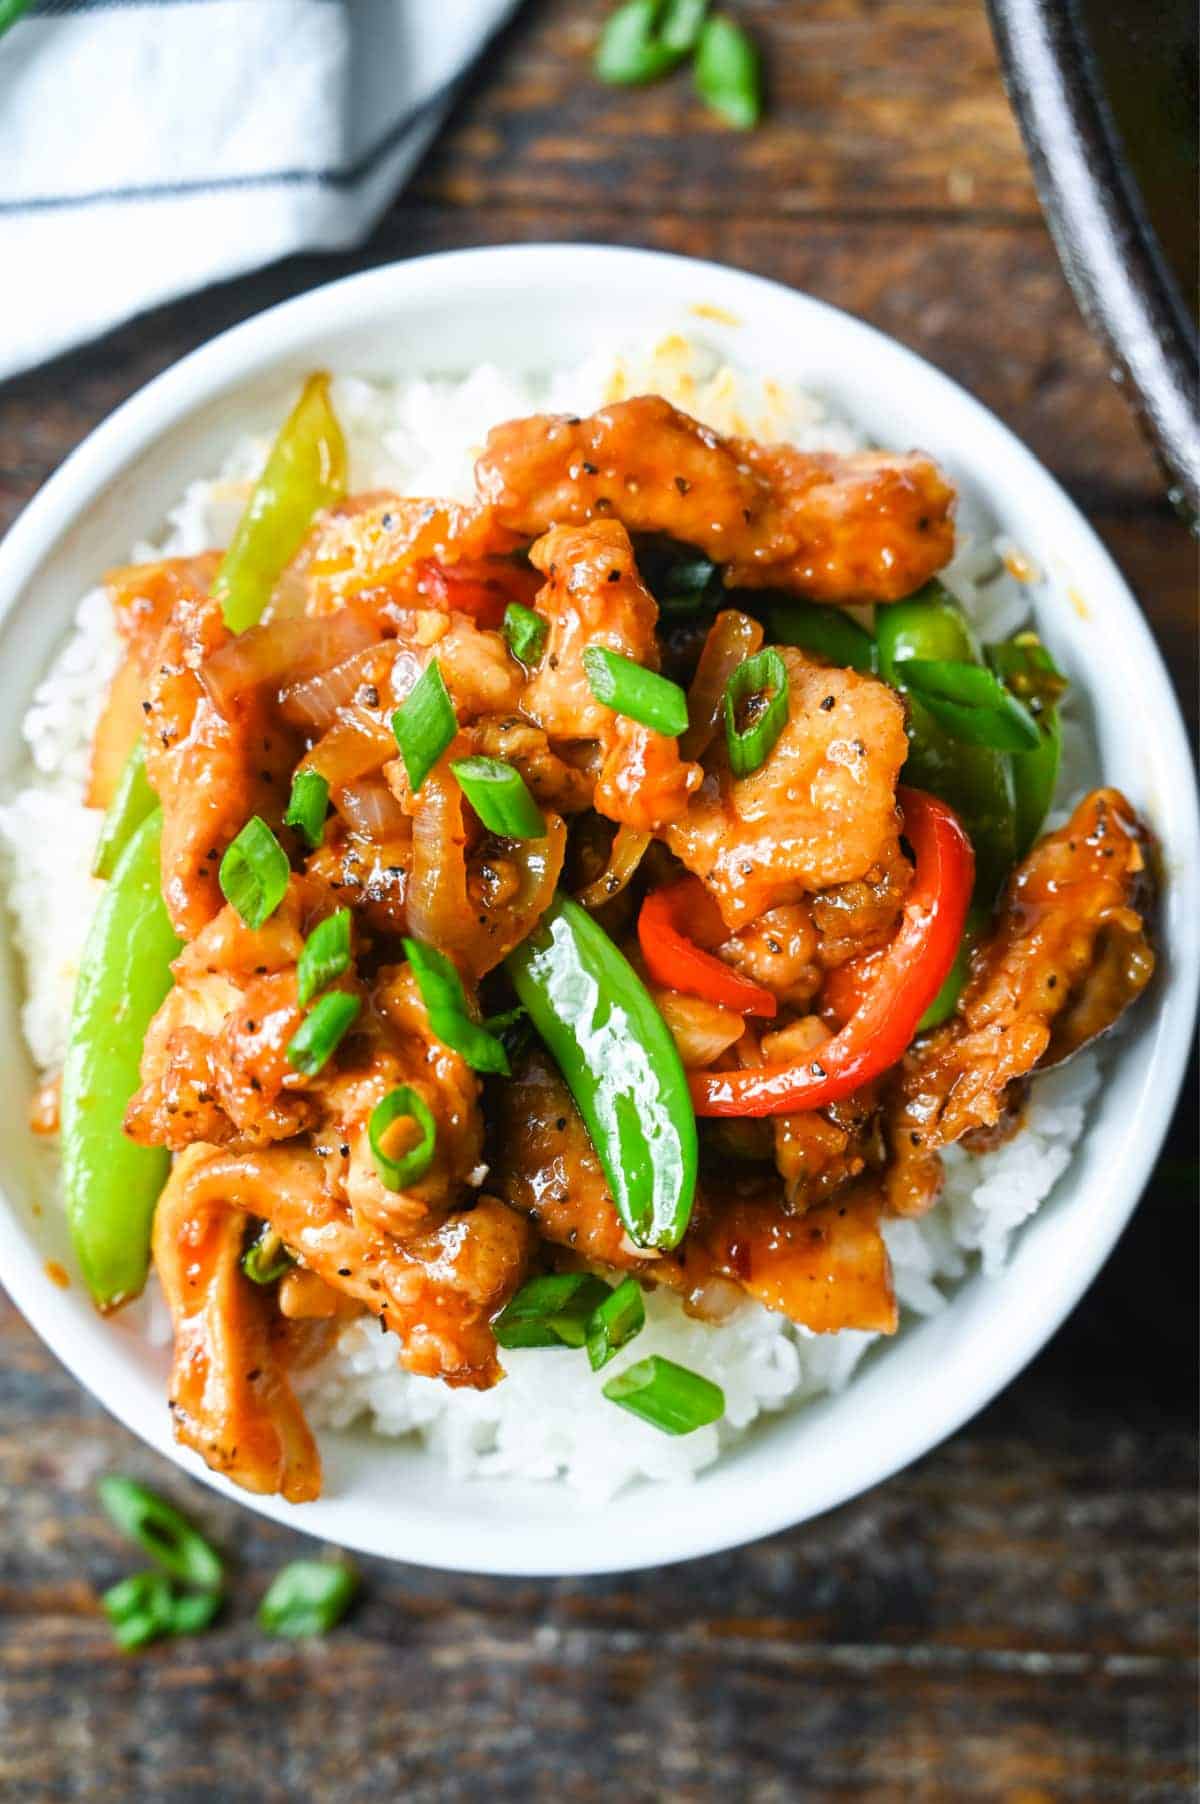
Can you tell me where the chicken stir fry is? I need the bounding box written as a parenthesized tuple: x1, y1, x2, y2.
(58, 374, 1156, 1498)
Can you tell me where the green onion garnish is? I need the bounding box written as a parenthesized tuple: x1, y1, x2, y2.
(101, 1569, 221, 1651)
(241, 1223, 295, 1285)
(392, 659, 456, 796)
(504, 601, 548, 666)
(493, 1273, 613, 1350)
(594, 0, 685, 84)
(723, 647, 790, 777)
(451, 756, 545, 840)
(585, 1276, 646, 1371)
(297, 907, 353, 1006)
(660, 0, 710, 54)
(694, 13, 762, 129)
(769, 602, 877, 674)
(402, 936, 510, 1075)
(602, 1354, 725, 1435)
(896, 657, 1042, 751)
(257, 1559, 358, 1639)
(285, 990, 361, 1076)
(97, 1476, 224, 1592)
(218, 816, 291, 928)
(284, 768, 330, 849)
(582, 646, 689, 737)
(368, 1085, 438, 1191)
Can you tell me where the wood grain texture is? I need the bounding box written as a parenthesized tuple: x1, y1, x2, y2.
(0, 2, 1195, 1798)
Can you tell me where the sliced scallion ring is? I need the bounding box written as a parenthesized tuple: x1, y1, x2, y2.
(218, 816, 291, 928)
(503, 601, 548, 666)
(723, 647, 790, 777)
(451, 756, 545, 840)
(283, 768, 330, 849)
(368, 1085, 437, 1191)
(391, 658, 456, 796)
(602, 1354, 725, 1435)
(585, 1275, 646, 1371)
(258, 1559, 358, 1638)
(582, 645, 689, 737)
(493, 1273, 613, 1350)
(96, 1476, 224, 1591)
(297, 908, 353, 1007)
(285, 990, 360, 1076)
(241, 1224, 295, 1285)
(402, 936, 510, 1075)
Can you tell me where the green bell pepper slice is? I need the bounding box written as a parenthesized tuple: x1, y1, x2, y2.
(212, 371, 347, 634)
(506, 895, 698, 1252)
(987, 632, 1067, 858)
(62, 811, 182, 1309)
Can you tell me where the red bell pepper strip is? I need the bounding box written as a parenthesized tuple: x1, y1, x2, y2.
(639, 877, 778, 1019)
(689, 787, 974, 1117)
(418, 558, 540, 629)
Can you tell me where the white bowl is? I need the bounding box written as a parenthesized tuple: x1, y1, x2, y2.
(0, 246, 1196, 1576)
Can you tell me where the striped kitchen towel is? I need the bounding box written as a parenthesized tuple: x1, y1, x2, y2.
(0, 0, 520, 380)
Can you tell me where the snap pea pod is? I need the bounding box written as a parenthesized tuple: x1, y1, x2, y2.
(91, 741, 157, 880)
(212, 371, 347, 634)
(62, 811, 182, 1309)
(767, 600, 877, 674)
(987, 633, 1067, 858)
(876, 581, 1017, 902)
(506, 895, 698, 1251)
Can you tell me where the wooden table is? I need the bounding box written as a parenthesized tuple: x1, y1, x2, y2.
(0, 5, 1195, 1798)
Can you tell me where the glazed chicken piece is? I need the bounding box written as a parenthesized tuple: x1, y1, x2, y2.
(663, 648, 910, 931)
(524, 521, 703, 832)
(885, 787, 1155, 1216)
(476, 395, 955, 603)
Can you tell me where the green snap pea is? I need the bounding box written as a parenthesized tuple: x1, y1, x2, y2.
(987, 633, 1067, 857)
(768, 600, 877, 674)
(62, 811, 182, 1309)
(91, 741, 157, 880)
(506, 895, 698, 1252)
(877, 581, 1018, 901)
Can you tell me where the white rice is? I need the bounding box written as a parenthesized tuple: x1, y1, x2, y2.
(0, 334, 1102, 1502)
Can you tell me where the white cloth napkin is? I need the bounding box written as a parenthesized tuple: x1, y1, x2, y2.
(0, 0, 520, 381)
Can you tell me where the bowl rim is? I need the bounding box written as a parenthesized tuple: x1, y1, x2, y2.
(0, 242, 1197, 1576)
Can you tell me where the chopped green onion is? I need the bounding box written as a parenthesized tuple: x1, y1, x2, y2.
(451, 756, 545, 840)
(218, 816, 291, 929)
(585, 1276, 646, 1371)
(769, 602, 878, 674)
(723, 646, 790, 776)
(493, 1273, 613, 1350)
(504, 602, 548, 666)
(392, 659, 456, 796)
(92, 742, 158, 880)
(368, 1085, 438, 1191)
(285, 990, 361, 1076)
(594, 0, 684, 84)
(241, 1223, 295, 1285)
(602, 1354, 725, 1434)
(660, 0, 710, 54)
(403, 937, 510, 1075)
(694, 13, 762, 129)
(284, 768, 330, 849)
(100, 1571, 181, 1652)
(297, 907, 353, 1006)
(97, 1476, 224, 1592)
(258, 1559, 358, 1638)
(896, 657, 1041, 751)
(166, 1588, 223, 1637)
(582, 646, 689, 737)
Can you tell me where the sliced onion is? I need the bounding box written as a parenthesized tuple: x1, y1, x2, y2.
(279, 640, 399, 732)
(200, 609, 380, 717)
(302, 708, 397, 787)
(680, 609, 764, 761)
(575, 824, 652, 912)
(336, 778, 410, 841)
(650, 988, 745, 1069)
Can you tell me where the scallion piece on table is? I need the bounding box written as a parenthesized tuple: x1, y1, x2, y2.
(284, 768, 331, 849)
(582, 646, 689, 736)
(286, 990, 361, 1076)
(368, 1085, 438, 1191)
(504, 601, 548, 666)
(403, 936, 510, 1075)
(218, 816, 291, 929)
(768, 602, 878, 674)
(258, 1559, 359, 1639)
(594, 0, 685, 85)
(694, 14, 762, 129)
(660, 0, 710, 55)
(392, 659, 456, 796)
(585, 1276, 646, 1371)
(723, 647, 789, 776)
(602, 1354, 725, 1434)
(451, 756, 545, 840)
(895, 657, 1042, 751)
(493, 1273, 614, 1350)
(97, 1476, 224, 1592)
(297, 908, 353, 1007)
(241, 1224, 295, 1286)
